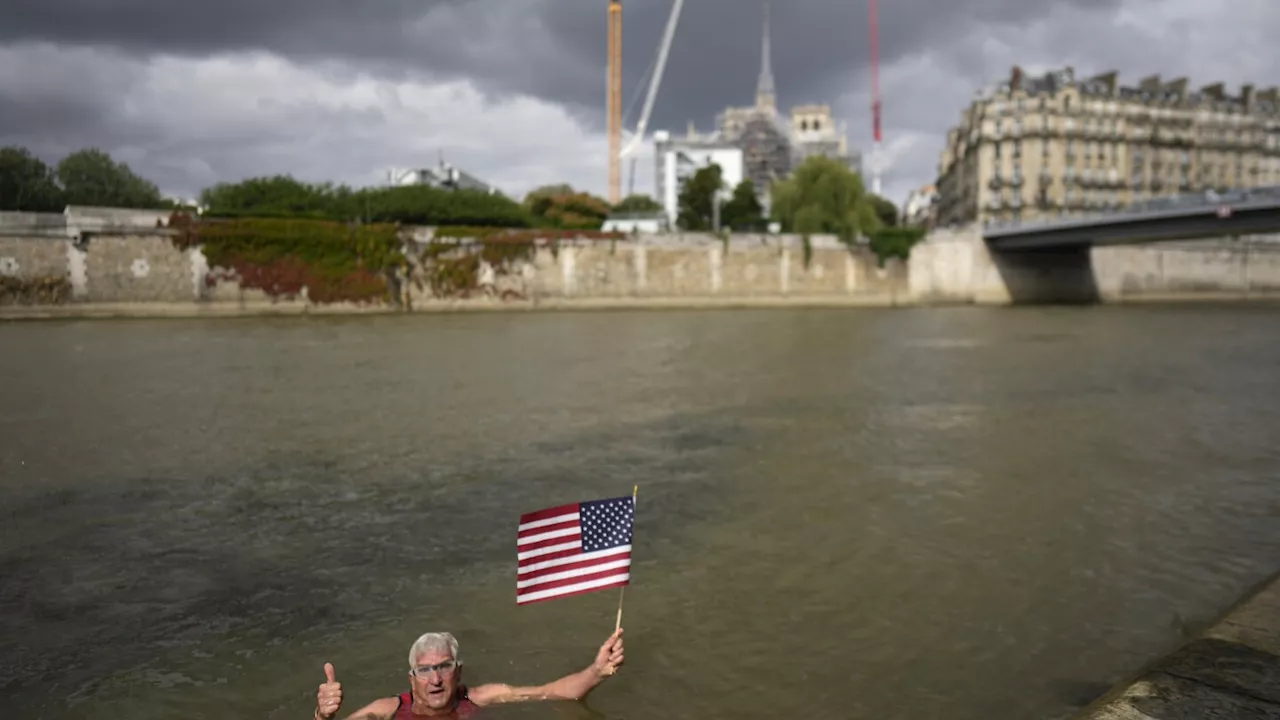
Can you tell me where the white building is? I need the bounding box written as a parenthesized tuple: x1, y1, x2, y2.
(902, 184, 939, 227)
(601, 211, 669, 234)
(652, 129, 745, 228)
(386, 159, 502, 195)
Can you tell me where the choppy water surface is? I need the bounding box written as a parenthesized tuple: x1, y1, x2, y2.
(1, 306, 1279, 720)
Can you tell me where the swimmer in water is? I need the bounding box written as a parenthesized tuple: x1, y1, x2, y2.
(314, 628, 624, 719)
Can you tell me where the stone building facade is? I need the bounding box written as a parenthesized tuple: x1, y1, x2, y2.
(935, 66, 1280, 226)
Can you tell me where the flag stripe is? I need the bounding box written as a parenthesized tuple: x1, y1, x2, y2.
(518, 547, 631, 576)
(516, 573, 630, 604)
(515, 579, 632, 606)
(517, 561, 631, 589)
(517, 518, 579, 539)
(518, 556, 631, 584)
(517, 520, 583, 543)
(517, 545, 584, 568)
(517, 540, 581, 561)
(516, 527, 582, 548)
(518, 504, 580, 526)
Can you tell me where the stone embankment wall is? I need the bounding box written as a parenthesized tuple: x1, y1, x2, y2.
(0, 208, 908, 315)
(3, 206, 1280, 316)
(405, 237, 908, 310)
(1072, 571, 1280, 719)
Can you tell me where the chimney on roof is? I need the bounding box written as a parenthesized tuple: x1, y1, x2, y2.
(1139, 74, 1162, 91)
(1200, 82, 1225, 100)
(1010, 65, 1024, 90)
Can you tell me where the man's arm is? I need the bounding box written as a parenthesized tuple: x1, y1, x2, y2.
(469, 628, 624, 706)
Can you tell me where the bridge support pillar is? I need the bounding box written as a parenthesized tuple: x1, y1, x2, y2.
(909, 225, 1099, 305)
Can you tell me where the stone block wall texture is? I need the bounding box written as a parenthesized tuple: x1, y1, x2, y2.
(1093, 237, 1280, 299)
(0, 237, 72, 305)
(81, 234, 194, 303)
(405, 236, 906, 307)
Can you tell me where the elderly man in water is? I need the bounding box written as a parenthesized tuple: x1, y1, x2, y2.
(314, 628, 624, 719)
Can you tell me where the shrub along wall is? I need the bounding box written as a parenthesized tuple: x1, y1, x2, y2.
(170, 213, 407, 304)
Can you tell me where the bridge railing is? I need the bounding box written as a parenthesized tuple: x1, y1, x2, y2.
(984, 185, 1280, 233)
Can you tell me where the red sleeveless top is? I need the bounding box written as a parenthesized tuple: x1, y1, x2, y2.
(393, 687, 481, 718)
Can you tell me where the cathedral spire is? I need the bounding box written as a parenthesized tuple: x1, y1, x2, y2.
(755, 0, 776, 112)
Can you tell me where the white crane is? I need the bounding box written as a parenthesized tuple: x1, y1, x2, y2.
(619, 0, 685, 198)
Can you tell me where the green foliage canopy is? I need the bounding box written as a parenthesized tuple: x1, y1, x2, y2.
(720, 180, 765, 232)
(676, 164, 724, 231)
(770, 155, 882, 242)
(522, 185, 611, 229)
(613, 194, 662, 213)
(0, 147, 64, 212)
(201, 175, 533, 227)
(56, 149, 164, 208)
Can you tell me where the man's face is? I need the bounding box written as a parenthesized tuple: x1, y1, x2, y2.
(409, 648, 461, 710)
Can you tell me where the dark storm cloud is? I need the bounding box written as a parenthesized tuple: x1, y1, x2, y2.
(3, 0, 1128, 134)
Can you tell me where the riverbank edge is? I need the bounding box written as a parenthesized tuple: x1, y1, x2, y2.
(1070, 569, 1280, 719)
(4, 291, 1280, 320)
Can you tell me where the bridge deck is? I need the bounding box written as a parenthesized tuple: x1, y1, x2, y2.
(982, 187, 1280, 250)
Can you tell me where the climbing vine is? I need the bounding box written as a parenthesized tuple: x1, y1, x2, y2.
(168, 212, 407, 304)
(415, 229, 623, 299)
(417, 236, 536, 299)
(0, 276, 72, 305)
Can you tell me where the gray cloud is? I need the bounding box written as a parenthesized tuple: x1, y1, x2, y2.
(2, 0, 1129, 132)
(1, 0, 1276, 205)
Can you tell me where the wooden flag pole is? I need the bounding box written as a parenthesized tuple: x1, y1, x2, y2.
(614, 484, 638, 633)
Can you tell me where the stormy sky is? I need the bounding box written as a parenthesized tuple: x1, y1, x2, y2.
(1, 0, 1275, 205)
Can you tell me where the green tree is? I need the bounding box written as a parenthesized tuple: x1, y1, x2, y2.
(0, 146, 64, 211)
(200, 175, 342, 218)
(719, 179, 764, 231)
(770, 155, 881, 242)
(522, 184, 610, 229)
(676, 164, 724, 231)
(200, 176, 533, 227)
(56, 148, 164, 208)
(867, 193, 899, 227)
(613, 193, 662, 213)
(868, 226, 926, 266)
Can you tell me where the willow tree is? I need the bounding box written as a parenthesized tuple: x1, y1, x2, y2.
(770, 155, 882, 242)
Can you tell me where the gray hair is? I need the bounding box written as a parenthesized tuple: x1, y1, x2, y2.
(408, 632, 459, 668)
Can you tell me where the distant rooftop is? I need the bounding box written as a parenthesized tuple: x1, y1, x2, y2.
(995, 65, 1279, 113)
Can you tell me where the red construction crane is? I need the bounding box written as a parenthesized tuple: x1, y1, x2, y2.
(867, 0, 884, 195)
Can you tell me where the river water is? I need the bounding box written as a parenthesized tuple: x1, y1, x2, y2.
(1, 306, 1279, 720)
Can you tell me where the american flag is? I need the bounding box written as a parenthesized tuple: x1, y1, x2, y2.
(516, 495, 635, 605)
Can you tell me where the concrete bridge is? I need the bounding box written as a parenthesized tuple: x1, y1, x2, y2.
(911, 188, 1280, 304)
(982, 186, 1280, 251)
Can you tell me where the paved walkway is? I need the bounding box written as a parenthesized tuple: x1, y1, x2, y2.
(1077, 571, 1280, 719)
